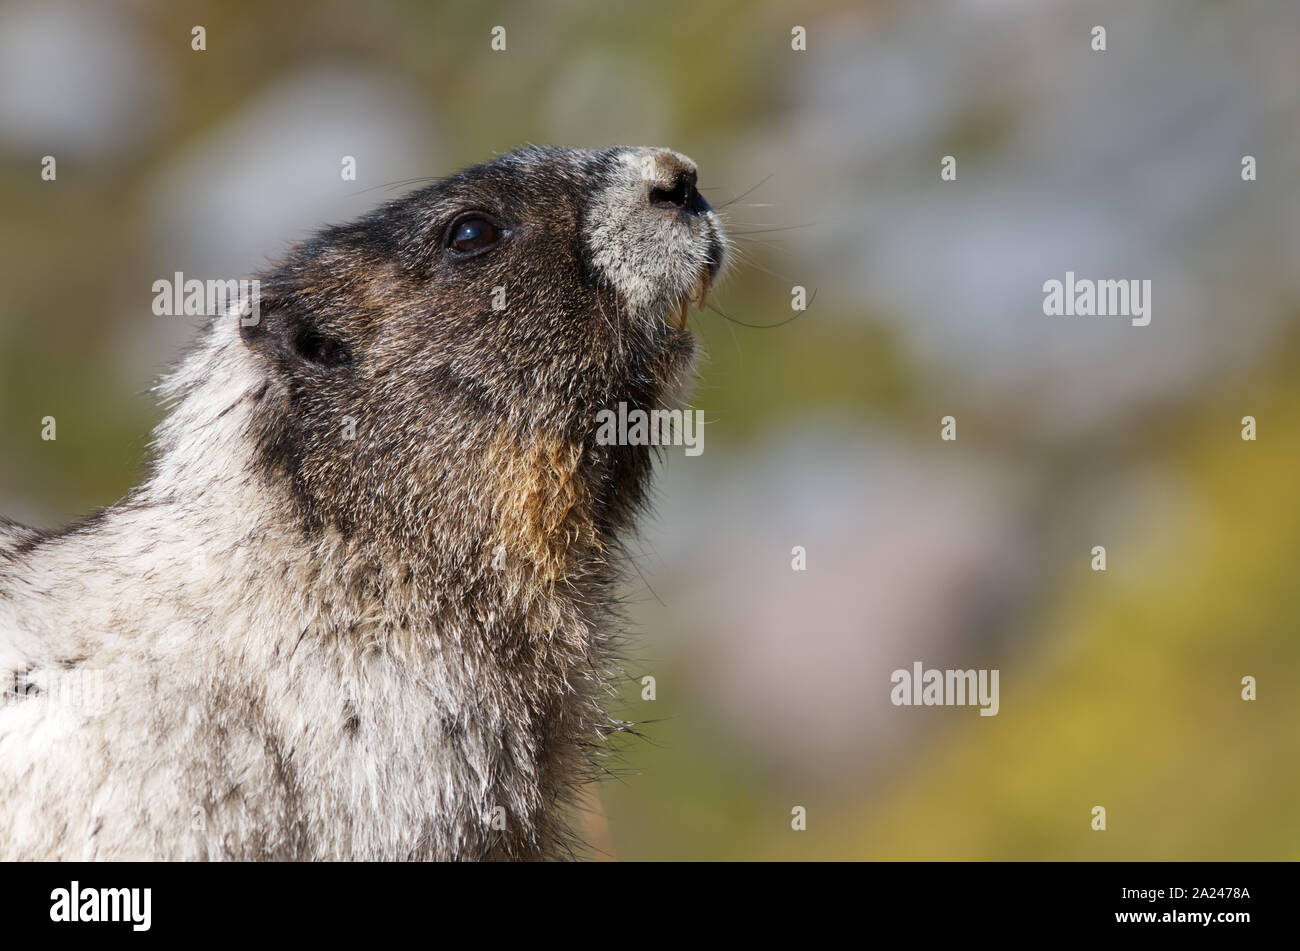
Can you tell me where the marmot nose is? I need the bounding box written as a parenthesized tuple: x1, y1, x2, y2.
(646, 150, 711, 215)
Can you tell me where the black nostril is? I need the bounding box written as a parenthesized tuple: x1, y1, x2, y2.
(650, 169, 708, 214)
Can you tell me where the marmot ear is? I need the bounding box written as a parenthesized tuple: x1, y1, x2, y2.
(240, 289, 354, 370)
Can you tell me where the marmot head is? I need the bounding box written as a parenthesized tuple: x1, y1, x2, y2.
(232, 146, 728, 563)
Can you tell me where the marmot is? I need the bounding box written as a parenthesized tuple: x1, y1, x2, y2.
(0, 145, 727, 860)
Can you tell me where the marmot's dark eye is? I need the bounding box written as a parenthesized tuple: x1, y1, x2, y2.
(448, 215, 500, 255)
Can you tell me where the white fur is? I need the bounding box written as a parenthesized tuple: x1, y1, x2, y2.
(586, 148, 722, 323)
(0, 321, 525, 859)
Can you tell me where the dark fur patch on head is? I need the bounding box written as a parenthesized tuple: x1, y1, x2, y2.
(235, 147, 706, 561)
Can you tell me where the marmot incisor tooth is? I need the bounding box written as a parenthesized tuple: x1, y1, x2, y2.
(0, 145, 727, 860)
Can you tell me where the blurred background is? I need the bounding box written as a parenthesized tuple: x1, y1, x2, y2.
(1, 0, 1298, 859)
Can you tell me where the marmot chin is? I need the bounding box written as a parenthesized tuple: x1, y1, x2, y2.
(0, 145, 727, 860)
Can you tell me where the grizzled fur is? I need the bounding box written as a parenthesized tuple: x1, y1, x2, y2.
(0, 146, 727, 860)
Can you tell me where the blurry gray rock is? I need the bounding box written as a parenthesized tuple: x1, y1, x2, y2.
(0, 0, 167, 159)
(732, 0, 1300, 436)
(145, 65, 440, 280)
